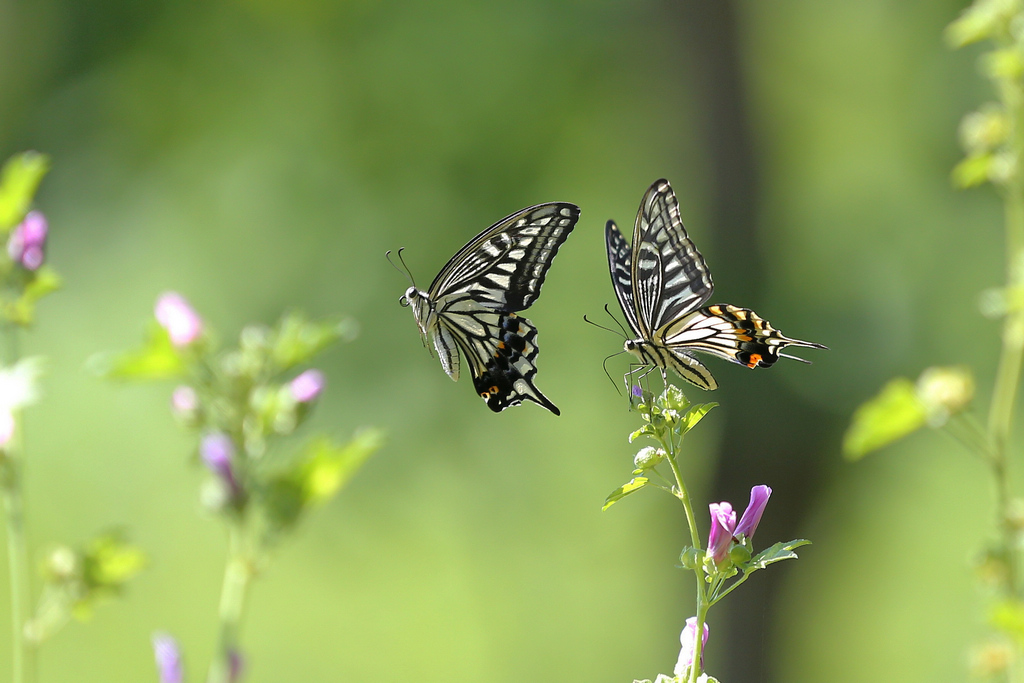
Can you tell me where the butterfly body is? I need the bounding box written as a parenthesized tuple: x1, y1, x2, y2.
(400, 202, 579, 414)
(607, 179, 824, 391)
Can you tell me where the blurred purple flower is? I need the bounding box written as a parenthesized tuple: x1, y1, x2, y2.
(8, 210, 48, 270)
(155, 293, 202, 347)
(674, 616, 709, 676)
(631, 384, 643, 399)
(201, 432, 239, 497)
(289, 369, 325, 403)
(152, 632, 183, 683)
(229, 649, 244, 683)
(171, 386, 198, 417)
(735, 485, 772, 540)
(707, 501, 736, 564)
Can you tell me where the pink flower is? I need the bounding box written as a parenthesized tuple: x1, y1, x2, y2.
(0, 411, 14, 448)
(8, 211, 48, 270)
(155, 293, 203, 347)
(735, 485, 772, 540)
(171, 386, 198, 417)
(201, 432, 239, 498)
(674, 616, 710, 676)
(707, 501, 736, 563)
(289, 369, 325, 403)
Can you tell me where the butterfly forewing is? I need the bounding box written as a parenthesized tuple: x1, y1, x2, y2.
(605, 220, 641, 336)
(633, 180, 714, 332)
(430, 203, 579, 311)
(404, 202, 579, 413)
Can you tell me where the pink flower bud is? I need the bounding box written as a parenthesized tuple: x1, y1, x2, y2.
(155, 292, 203, 347)
(8, 211, 48, 270)
(735, 485, 772, 540)
(674, 616, 709, 676)
(289, 369, 325, 403)
(707, 501, 736, 563)
(171, 386, 198, 417)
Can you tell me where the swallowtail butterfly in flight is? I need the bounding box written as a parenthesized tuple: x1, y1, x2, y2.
(396, 202, 579, 414)
(605, 179, 825, 390)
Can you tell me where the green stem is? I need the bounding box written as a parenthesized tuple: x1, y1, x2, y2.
(660, 432, 709, 683)
(988, 41, 1024, 600)
(207, 519, 252, 683)
(0, 323, 31, 683)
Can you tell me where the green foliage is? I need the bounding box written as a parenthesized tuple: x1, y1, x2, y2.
(262, 429, 384, 533)
(93, 324, 187, 380)
(0, 152, 49, 231)
(602, 476, 649, 511)
(25, 533, 145, 644)
(945, 0, 1023, 48)
(269, 312, 358, 372)
(843, 378, 927, 460)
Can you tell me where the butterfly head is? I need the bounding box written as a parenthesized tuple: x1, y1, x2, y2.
(399, 286, 421, 308)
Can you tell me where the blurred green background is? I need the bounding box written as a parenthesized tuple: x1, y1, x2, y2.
(0, 0, 1005, 681)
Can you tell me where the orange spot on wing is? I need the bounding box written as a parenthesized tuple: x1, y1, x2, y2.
(747, 353, 762, 368)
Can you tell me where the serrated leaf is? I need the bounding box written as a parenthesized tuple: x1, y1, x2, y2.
(747, 539, 811, 571)
(843, 378, 927, 460)
(678, 402, 718, 434)
(602, 477, 649, 511)
(0, 152, 50, 230)
(93, 324, 186, 380)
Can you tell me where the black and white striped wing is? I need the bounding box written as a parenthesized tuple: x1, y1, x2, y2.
(429, 203, 580, 311)
(631, 179, 713, 333)
(428, 202, 579, 414)
(605, 220, 641, 337)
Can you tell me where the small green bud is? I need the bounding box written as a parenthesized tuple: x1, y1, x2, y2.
(916, 366, 974, 426)
(634, 446, 666, 470)
(959, 105, 1008, 153)
(679, 546, 701, 570)
(729, 544, 752, 566)
(44, 546, 79, 581)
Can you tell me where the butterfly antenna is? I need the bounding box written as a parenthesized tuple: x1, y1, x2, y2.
(385, 248, 416, 287)
(583, 314, 627, 339)
(603, 304, 631, 338)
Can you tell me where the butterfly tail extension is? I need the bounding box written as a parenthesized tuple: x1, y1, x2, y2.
(469, 313, 560, 415)
(665, 304, 825, 370)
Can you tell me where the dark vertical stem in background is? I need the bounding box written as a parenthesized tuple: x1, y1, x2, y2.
(666, 2, 839, 681)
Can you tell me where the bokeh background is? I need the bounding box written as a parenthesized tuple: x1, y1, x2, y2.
(0, 0, 1005, 681)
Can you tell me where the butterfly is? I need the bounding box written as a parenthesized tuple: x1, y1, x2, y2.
(605, 178, 825, 391)
(396, 202, 580, 414)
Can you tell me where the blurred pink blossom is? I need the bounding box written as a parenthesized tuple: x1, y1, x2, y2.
(155, 293, 202, 347)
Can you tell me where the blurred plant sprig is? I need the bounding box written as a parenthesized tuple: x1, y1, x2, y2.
(100, 293, 379, 683)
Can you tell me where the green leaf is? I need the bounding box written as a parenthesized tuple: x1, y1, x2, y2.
(678, 402, 718, 435)
(82, 533, 146, 588)
(270, 311, 358, 371)
(992, 600, 1024, 646)
(262, 429, 384, 532)
(843, 378, 927, 460)
(945, 0, 1009, 48)
(602, 476, 649, 511)
(299, 429, 383, 505)
(0, 152, 50, 230)
(747, 539, 811, 571)
(92, 323, 186, 380)
(628, 424, 655, 443)
(952, 153, 994, 188)
(7, 265, 62, 326)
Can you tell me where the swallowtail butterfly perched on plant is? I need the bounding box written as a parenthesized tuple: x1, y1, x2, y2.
(394, 202, 579, 414)
(605, 179, 825, 391)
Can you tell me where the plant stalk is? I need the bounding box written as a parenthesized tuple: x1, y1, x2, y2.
(207, 519, 252, 683)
